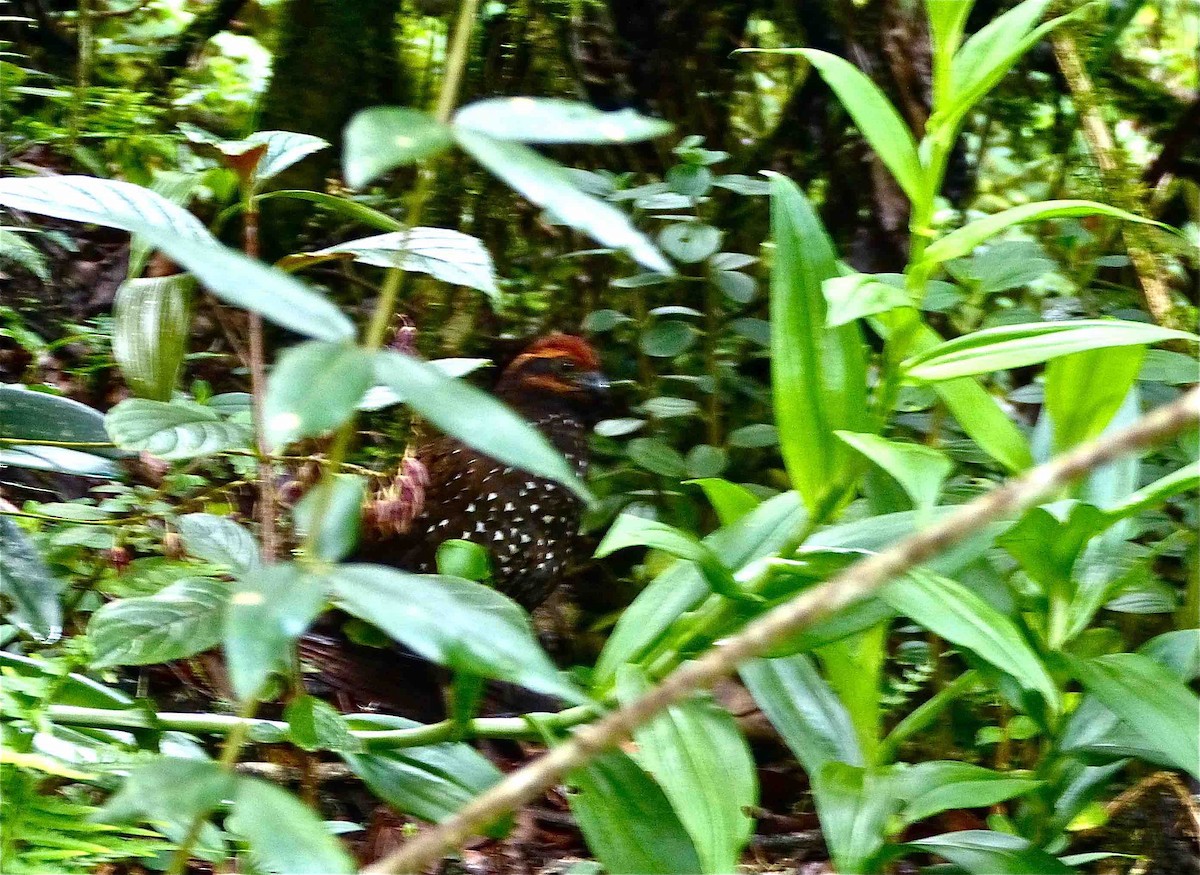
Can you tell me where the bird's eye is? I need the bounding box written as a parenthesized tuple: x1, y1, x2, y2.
(556, 359, 576, 373)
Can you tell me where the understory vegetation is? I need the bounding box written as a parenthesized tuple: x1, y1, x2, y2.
(1, 0, 1198, 873)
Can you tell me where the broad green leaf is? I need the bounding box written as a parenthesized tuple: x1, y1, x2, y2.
(224, 563, 327, 701)
(1045, 346, 1145, 452)
(823, 274, 912, 327)
(357, 357, 491, 411)
(99, 758, 235, 832)
(177, 513, 260, 573)
(88, 578, 227, 667)
(112, 273, 192, 402)
(895, 761, 1041, 825)
(595, 514, 744, 600)
(330, 564, 584, 703)
(1066, 652, 1200, 778)
(1104, 460, 1199, 522)
(0, 650, 133, 709)
(618, 667, 756, 873)
(284, 695, 362, 753)
(640, 320, 696, 358)
(292, 473, 365, 563)
(685, 444, 728, 478)
(0, 177, 354, 341)
(812, 763, 898, 873)
(766, 49, 922, 203)
(454, 97, 671, 144)
(922, 200, 1176, 267)
(374, 350, 589, 501)
(256, 189, 404, 231)
(740, 654, 863, 777)
(240, 130, 329, 187)
(264, 342, 373, 449)
(341, 714, 508, 836)
(455, 130, 672, 273)
(1140, 629, 1200, 681)
(658, 222, 722, 263)
(0, 383, 121, 456)
(342, 108, 454, 187)
(566, 750, 704, 875)
(105, 398, 252, 459)
(904, 320, 1197, 382)
(906, 829, 1072, 874)
(883, 571, 1059, 711)
(128, 170, 202, 277)
(436, 539, 492, 581)
(281, 228, 499, 298)
(768, 173, 868, 515)
(686, 478, 761, 526)
(0, 516, 63, 642)
(227, 778, 353, 874)
(0, 445, 121, 477)
(835, 431, 952, 512)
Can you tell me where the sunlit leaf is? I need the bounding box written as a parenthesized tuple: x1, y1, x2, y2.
(105, 398, 252, 459)
(292, 474, 365, 563)
(112, 273, 193, 401)
(596, 514, 744, 600)
(177, 514, 260, 573)
(264, 341, 373, 449)
(88, 578, 227, 667)
(1045, 347, 1145, 452)
(905, 829, 1072, 874)
(835, 431, 952, 512)
(343, 108, 454, 188)
(454, 97, 671, 144)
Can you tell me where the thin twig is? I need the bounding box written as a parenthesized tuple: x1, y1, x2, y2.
(366, 387, 1200, 874)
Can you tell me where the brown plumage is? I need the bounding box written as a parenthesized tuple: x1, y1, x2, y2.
(356, 333, 608, 610)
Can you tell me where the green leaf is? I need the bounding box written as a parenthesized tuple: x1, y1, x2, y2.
(566, 750, 704, 875)
(224, 563, 327, 701)
(686, 478, 761, 526)
(240, 130, 329, 187)
(264, 341, 373, 449)
(904, 319, 1197, 382)
(640, 320, 696, 357)
(626, 437, 687, 477)
(0, 516, 63, 642)
(342, 108, 454, 187)
(926, 0, 973, 66)
(454, 97, 671, 144)
(227, 778, 353, 874)
(685, 444, 728, 478)
(922, 200, 1176, 267)
(0, 444, 120, 477)
(812, 762, 899, 873)
(1104, 460, 1200, 521)
(436, 539, 492, 581)
(341, 713, 508, 835)
(882, 571, 1059, 712)
(1045, 346, 1145, 452)
(98, 758, 236, 833)
(905, 829, 1072, 874)
(895, 761, 1041, 825)
(330, 564, 584, 703)
(780, 49, 923, 204)
(112, 274, 192, 401)
(617, 667, 756, 873)
(740, 654, 862, 776)
(1140, 629, 1200, 681)
(283, 228, 499, 298)
(596, 514, 745, 600)
(658, 222, 722, 263)
(0, 383, 121, 455)
(0, 177, 354, 341)
(374, 350, 590, 501)
(284, 695, 362, 753)
(255, 189, 405, 231)
(105, 398, 252, 459)
(88, 578, 227, 667)
(768, 173, 868, 515)
(823, 274, 912, 327)
(176, 513, 260, 573)
(1066, 652, 1200, 778)
(454, 130, 672, 273)
(835, 431, 952, 512)
(292, 473, 365, 563)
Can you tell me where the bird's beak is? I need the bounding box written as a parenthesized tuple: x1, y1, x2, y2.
(575, 370, 610, 397)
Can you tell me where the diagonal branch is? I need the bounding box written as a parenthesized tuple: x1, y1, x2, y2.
(365, 385, 1200, 874)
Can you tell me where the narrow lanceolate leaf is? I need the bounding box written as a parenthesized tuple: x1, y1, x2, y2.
(105, 398, 252, 459)
(282, 228, 499, 298)
(0, 382, 123, 457)
(343, 107, 455, 188)
(176, 513, 260, 573)
(747, 49, 922, 204)
(1067, 652, 1200, 778)
(883, 571, 1059, 713)
(768, 173, 868, 515)
(264, 342, 373, 450)
(88, 578, 227, 667)
(292, 474, 365, 563)
(905, 829, 1072, 874)
(1044, 347, 1145, 452)
(330, 565, 585, 703)
(98, 758, 236, 832)
(0, 177, 354, 341)
(567, 750, 704, 875)
(0, 516, 63, 642)
(227, 778, 354, 874)
(374, 350, 590, 501)
(895, 761, 1042, 826)
(595, 514, 744, 600)
(112, 273, 193, 401)
(921, 200, 1177, 267)
(454, 130, 672, 274)
(256, 190, 405, 232)
(454, 97, 672, 144)
(225, 564, 328, 701)
(835, 431, 952, 512)
(904, 319, 1197, 382)
(618, 667, 756, 873)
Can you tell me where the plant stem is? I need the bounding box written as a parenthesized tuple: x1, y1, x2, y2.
(878, 669, 978, 763)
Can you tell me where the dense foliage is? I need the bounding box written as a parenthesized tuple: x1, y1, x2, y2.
(1, 0, 1198, 873)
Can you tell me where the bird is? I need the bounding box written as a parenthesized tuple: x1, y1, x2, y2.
(300, 333, 610, 714)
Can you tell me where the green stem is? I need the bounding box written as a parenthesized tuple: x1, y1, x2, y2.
(877, 669, 979, 763)
(0, 438, 115, 448)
